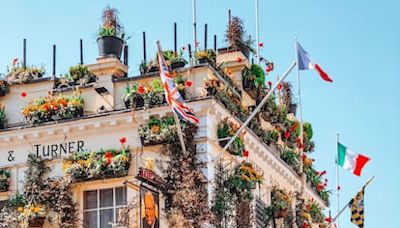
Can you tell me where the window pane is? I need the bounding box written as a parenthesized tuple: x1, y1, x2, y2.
(100, 209, 114, 228)
(84, 190, 97, 209)
(115, 187, 127, 206)
(100, 188, 113, 207)
(84, 211, 97, 228)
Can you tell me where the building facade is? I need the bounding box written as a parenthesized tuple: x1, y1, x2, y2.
(0, 48, 329, 227)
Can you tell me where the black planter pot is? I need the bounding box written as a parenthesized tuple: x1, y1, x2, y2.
(147, 66, 159, 73)
(207, 87, 217, 96)
(218, 139, 228, 148)
(97, 36, 124, 59)
(242, 78, 255, 91)
(179, 90, 186, 100)
(198, 58, 209, 64)
(0, 122, 4, 129)
(171, 60, 186, 69)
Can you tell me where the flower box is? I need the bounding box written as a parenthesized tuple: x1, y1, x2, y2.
(138, 116, 177, 146)
(275, 208, 289, 218)
(171, 60, 186, 69)
(64, 148, 131, 182)
(22, 92, 84, 125)
(54, 64, 96, 89)
(0, 169, 10, 192)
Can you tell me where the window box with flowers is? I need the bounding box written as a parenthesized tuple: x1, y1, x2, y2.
(64, 146, 131, 182)
(138, 116, 178, 146)
(0, 169, 10, 192)
(217, 118, 245, 156)
(303, 158, 331, 206)
(54, 64, 96, 89)
(5, 59, 45, 84)
(21, 92, 84, 125)
(123, 79, 166, 109)
(195, 49, 216, 64)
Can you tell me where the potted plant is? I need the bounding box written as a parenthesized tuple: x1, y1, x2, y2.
(195, 49, 216, 64)
(242, 64, 265, 98)
(163, 49, 187, 69)
(97, 7, 125, 59)
(146, 60, 159, 73)
(142, 79, 166, 108)
(5, 59, 45, 84)
(281, 82, 297, 115)
(225, 161, 263, 200)
(270, 187, 292, 218)
(219, 16, 253, 59)
(55, 64, 96, 89)
(173, 74, 192, 100)
(204, 79, 220, 96)
(123, 83, 145, 109)
(0, 104, 5, 129)
(0, 79, 9, 96)
(263, 129, 279, 149)
(0, 169, 10, 192)
(217, 118, 245, 156)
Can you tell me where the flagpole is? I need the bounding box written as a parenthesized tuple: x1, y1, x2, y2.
(215, 61, 297, 160)
(295, 39, 305, 194)
(331, 175, 375, 223)
(255, 0, 260, 65)
(336, 134, 340, 228)
(193, 0, 198, 53)
(156, 41, 187, 153)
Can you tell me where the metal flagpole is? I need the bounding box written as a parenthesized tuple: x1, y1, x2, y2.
(336, 134, 340, 228)
(216, 61, 297, 159)
(295, 40, 305, 194)
(192, 0, 198, 53)
(331, 175, 375, 223)
(156, 41, 187, 153)
(255, 0, 260, 65)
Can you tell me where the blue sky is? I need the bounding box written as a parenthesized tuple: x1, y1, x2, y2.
(0, 0, 399, 226)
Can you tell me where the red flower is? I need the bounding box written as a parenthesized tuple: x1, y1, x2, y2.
(284, 132, 291, 139)
(317, 183, 325, 191)
(296, 138, 301, 143)
(258, 42, 264, 47)
(185, 81, 193, 87)
(105, 151, 113, 164)
(325, 217, 333, 223)
(119, 137, 127, 144)
(12, 58, 18, 66)
(301, 154, 307, 159)
(243, 150, 249, 157)
(236, 57, 243, 63)
(266, 63, 274, 72)
(290, 123, 298, 132)
(21, 92, 27, 98)
(277, 84, 283, 90)
(227, 69, 232, 75)
(138, 86, 145, 94)
(267, 81, 272, 87)
(302, 222, 309, 228)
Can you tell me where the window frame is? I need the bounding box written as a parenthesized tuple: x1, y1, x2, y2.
(82, 185, 127, 228)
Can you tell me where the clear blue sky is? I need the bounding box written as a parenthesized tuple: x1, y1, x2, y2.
(1, 0, 399, 227)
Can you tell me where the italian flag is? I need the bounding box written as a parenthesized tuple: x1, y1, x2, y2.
(337, 143, 370, 176)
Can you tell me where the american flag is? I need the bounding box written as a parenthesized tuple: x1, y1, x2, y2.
(157, 43, 199, 124)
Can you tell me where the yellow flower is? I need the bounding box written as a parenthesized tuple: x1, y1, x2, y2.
(17, 207, 24, 213)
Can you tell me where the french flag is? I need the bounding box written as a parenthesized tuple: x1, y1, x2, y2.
(296, 42, 333, 83)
